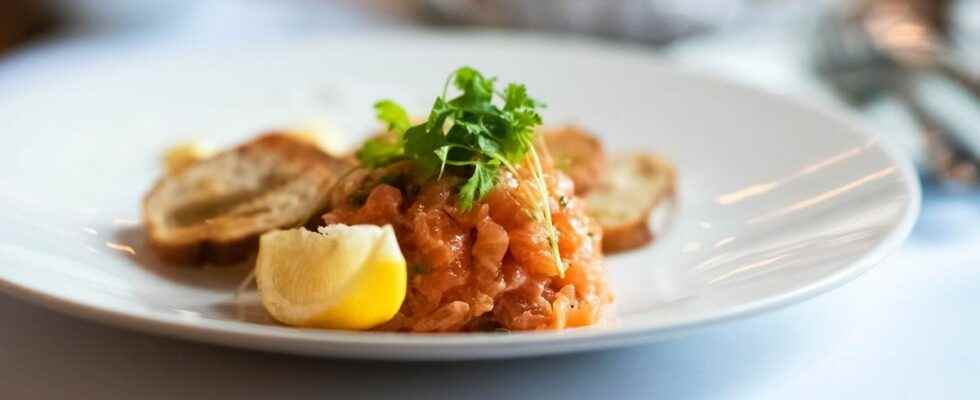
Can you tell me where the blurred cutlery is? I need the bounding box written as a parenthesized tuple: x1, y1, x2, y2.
(815, 0, 979, 186)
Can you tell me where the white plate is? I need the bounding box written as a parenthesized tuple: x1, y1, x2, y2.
(0, 31, 919, 360)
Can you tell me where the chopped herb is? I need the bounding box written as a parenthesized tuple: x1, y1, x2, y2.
(410, 264, 428, 275)
(356, 67, 566, 277)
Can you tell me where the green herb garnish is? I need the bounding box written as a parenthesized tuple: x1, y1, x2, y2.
(356, 66, 565, 276)
(374, 99, 411, 134)
(355, 100, 410, 167)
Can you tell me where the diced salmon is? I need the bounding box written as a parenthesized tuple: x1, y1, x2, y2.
(321, 164, 610, 332)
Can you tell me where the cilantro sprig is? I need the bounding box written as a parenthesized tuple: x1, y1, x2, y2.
(357, 67, 565, 276)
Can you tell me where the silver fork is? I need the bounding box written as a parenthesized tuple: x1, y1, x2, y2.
(814, 0, 980, 186)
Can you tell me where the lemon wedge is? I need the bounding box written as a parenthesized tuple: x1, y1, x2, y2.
(255, 224, 406, 330)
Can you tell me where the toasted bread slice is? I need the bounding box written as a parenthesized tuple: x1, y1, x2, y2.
(585, 153, 676, 254)
(143, 133, 354, 265)
(543, 126, 606, 194)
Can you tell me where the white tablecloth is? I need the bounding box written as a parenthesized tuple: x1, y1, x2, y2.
(2, 3, 978, 399)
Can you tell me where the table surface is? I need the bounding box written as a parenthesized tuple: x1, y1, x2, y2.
(2, 3, 979, 399)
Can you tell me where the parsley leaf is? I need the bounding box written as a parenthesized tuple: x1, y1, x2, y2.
(458, 162, 498, 210)
(374, 99, 411, 134)
(403, 122, 447, 179)
(355, 100, 411, 167)
(452, 67, 495, 109)
(356, 137, 403, 168)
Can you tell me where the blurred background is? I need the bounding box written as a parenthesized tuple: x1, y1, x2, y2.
(1, 0, 977, 186)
